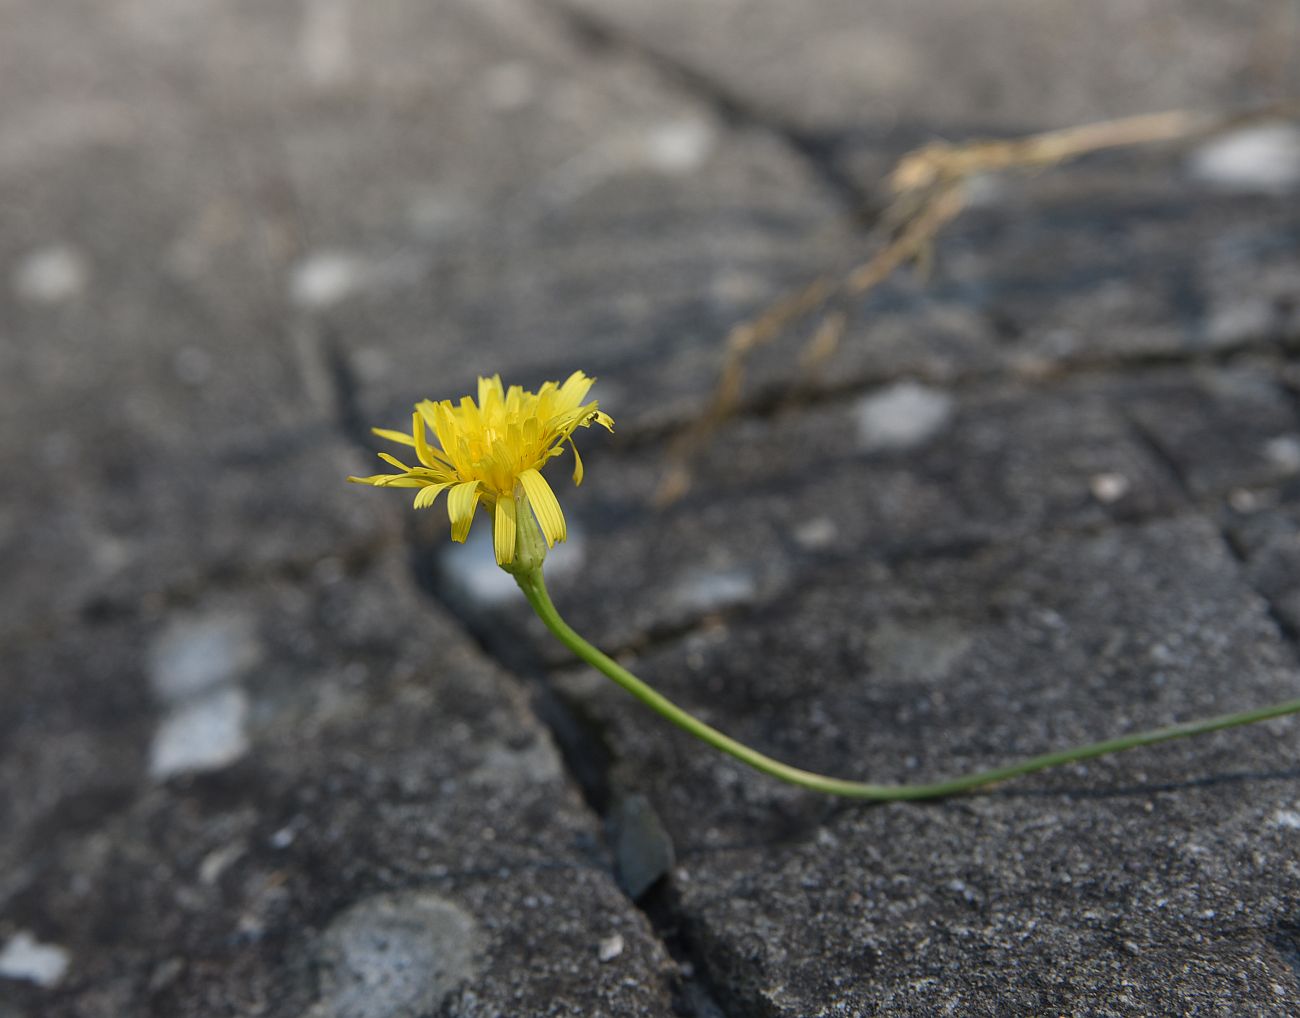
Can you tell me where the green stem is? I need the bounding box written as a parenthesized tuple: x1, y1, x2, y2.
(515, 568, 1300, 800)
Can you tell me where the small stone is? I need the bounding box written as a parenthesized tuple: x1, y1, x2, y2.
(1228, 489, 1262, 513)
(438, 521, 587, 608)
(290, 251, 366, 310)
(149, 687, 250, 779)
(1090, 472, 1132, 504)
(316, 892, 479, 1018)
(1189, 124, 1300, 194)
(199, 842, 245, 885)
(669, 568, 756, 615)
(0, 931, 70, 988)
(643, 119, 716, 174)
(597, 933, 625, 963)
(855, 382, 954, 451)
(1272, 808, 1300, 830)
(1264, 436, 1300, 472)
(610, 794, 675, 901)
(149, 612, 260, 702)
(793, 516, 838, 551)
(12, 245, 88, 304)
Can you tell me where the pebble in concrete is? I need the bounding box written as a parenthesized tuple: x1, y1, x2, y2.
(11, 245, 87, 304)
(0, 931, 69, 989)
(315, 892, 480, 1018)
(1189, 124, 1300, 195)
(855, 382, 954, 451)
(148, 611, 261, 702)
(438, 515, 587, 609)
(147, 610, 259, 779)
(148, 686, 250, 780)
(290, 250, 368, 310)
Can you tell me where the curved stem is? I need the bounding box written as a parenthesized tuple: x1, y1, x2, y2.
(515, 568, 1300, 801)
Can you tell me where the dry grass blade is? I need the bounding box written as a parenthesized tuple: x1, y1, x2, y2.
(655, 99, 1300, 505)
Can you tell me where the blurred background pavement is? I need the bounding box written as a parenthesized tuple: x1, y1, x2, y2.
(3, 2, 1300, 1015)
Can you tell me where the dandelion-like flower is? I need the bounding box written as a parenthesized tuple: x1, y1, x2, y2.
(348, 371, 614, 566)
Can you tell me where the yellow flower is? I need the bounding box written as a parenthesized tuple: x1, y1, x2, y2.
(348, 371, 614, 566)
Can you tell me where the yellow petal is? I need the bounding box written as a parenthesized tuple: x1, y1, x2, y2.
(378, 451, 414, 471)
(519, 468, 566, 546)
(493, 495, 517, 565)
(372, 427, 416, 447)
(558, 371, 594, 406)
(416, 399, 441, 432)
(413, 481, 452, 509)
(568, 438, 584, 485)
(412, 411, 440, 469)
(478, 375, 505, 410)
(447, 480, 482, 543)
(349, 474, 427, 488)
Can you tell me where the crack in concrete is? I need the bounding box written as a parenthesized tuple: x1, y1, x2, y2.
(306, 311, 717, 1015)
(299, 171, 1300, 1018)
(609, 329, 1300, 454)
(1127, 412, 1300, 664)
(534, 0, 875, 222)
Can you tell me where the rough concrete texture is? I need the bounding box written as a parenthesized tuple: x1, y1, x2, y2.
(1, 553, 674, 1016)
(4, 1, 1300, 1016)
(558, 0, 1300, 133)
(552, 518, 1300, 1015)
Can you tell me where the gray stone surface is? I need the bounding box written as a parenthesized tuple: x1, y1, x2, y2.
(551, 518, 1300, 1014)
(0, 0, 392, 645)
(5, 1, 1300, 1016)
(0, 553, 675, 1016)
(559, 0, 1299, 134)
(498, 376, 1188, 657)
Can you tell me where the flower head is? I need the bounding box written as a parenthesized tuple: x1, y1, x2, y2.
(348, 371, 614, 566)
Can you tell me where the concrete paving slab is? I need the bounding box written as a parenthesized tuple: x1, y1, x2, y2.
(558, 1, 1299, 135)
(550, 516, 1300, 1014)
(455, 375, 1187, 658)
(0, 550, 675, 1016)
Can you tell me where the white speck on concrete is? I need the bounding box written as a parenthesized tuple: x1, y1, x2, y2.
(439, 518, 586, 607)
(481, 61, 536, 112)
(290, 251, 366, 310)
(1205, 299, 1275, 348)
(317, 892, 479, 1018)
(642, 118, 716, 174)
(466, 739, 562, 791)
(12, 245, 88, 304)
(1090, 472, 1131, 504)
(1265, 435, 1300, 472)
(1273, 808, 1300, 830)
(301, 0, 353, 88)
(1189, 124, 1300, 194)
(149, 687, 250, 779)
(149, 612, 261, 702)
(793, 516, 838, 550)
(199, 841, 246, 885)
(1229, 488, 1263, 513)
(709, 269, 766, 307)
(0, 931, 70, 988)
(855, 382, 954, 451)
(671, 568, 756, 614)
(597, 933, 624, 963)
